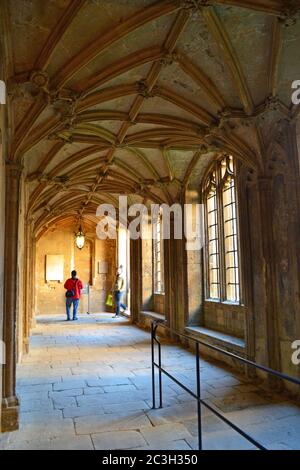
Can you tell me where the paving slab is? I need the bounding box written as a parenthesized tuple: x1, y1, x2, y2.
(92, 430, 147, 450)
(75, 411, 152, 435)
(2, 313, 299, 451)
(140, 423, 194, 447)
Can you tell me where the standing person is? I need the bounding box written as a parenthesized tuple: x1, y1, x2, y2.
(64, 270, 83, 321)
(112, 266, 127, 318)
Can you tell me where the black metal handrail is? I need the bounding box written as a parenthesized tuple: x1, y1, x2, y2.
(151, 320, 300, 451)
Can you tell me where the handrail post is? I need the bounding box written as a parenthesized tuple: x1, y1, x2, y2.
(158, 339, 163, 408)
(196, 342, 202, 450)
(151, 322, 156, 409)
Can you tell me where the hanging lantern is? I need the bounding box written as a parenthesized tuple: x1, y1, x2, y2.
(75, 225, 85, 250)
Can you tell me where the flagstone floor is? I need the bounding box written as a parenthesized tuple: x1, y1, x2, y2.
(1, 313, 300, 450)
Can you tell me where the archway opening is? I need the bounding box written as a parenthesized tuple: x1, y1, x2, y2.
(34, 221, 117, 319)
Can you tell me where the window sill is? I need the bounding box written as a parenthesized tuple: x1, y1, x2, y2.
(140, 311, 166, 322)
(204, 300, 246, 312)
(185, 326, 245, 353)
(205, 298, 242, 306)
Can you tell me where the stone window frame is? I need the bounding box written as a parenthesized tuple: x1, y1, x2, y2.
(203, 155, 243, 306)
(152, 208, 165, 295)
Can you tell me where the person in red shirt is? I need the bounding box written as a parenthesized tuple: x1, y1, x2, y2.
(64, 270, 83, 321)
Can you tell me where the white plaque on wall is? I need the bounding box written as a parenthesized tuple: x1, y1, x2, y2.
(98, 261, 108, 274)
(46, 255, 64, 282)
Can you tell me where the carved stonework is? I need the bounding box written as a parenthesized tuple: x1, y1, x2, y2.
(278, 3, 300, 27)
(49, 88, 79, 106)
(216, 96, 293, 133)
(7, 81, 32, 101)
(137, 80, 156, 99)
(205, 123, 224, 138)
(264, 95, 282, 113)
(30, 70, 50, 91)
(159, 52, 179, 66)
(244, 167, 258, 188)
(49, 89, 79, 127)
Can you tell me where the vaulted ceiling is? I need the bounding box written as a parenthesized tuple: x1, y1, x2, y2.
(1, 0, 300, 238)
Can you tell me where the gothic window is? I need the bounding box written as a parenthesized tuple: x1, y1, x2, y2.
(153, 209, 164, 294)
(204, 155, 241, 303)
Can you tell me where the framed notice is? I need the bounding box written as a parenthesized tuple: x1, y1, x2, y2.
(98, 261, 108, 274)
(46, 255, 64, 282)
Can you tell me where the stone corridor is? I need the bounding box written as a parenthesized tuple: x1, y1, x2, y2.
(1, 314, 300, 451)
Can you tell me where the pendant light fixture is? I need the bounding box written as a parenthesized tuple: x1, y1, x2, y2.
(75, 221, 85, 250)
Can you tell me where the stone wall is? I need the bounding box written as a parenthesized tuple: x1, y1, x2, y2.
(16, 176, 27, 362)
(153, 294, 165, 315)
(0, 129, 5, 430)
(36, 229, 116, 316)
(202, 302, 245, 339)
(185, 194, 203, 326)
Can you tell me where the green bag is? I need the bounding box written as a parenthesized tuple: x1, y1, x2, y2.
(106, 293, 113, 307)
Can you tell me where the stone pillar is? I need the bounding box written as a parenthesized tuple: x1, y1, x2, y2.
(141, 219, 153, 311)
(130, 237, 142, 323)
(257, 177, 281, 374)
(164, 209, 187, 334)
(1, 162, 22, 432)
(163, 235, 173, 328)
(173, 236, 188, 334)
(253, 120, 300, 389)
(23, 219, 34, 353)
(29, 234, 37, 330)
(0, 131, 6, 433)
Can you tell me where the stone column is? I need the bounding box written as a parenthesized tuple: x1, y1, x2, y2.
(23, 219, 34, 353)
(257, 177, 281, 374)
(174, 236, 188, 334)
(1, 162, 22, 432)
(29, 233, 37, 330)
(163, 235, 172, 329)
(130, 237, 142, 324)
(168, 216, 178, 332)
(164, 208, 187, 334)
